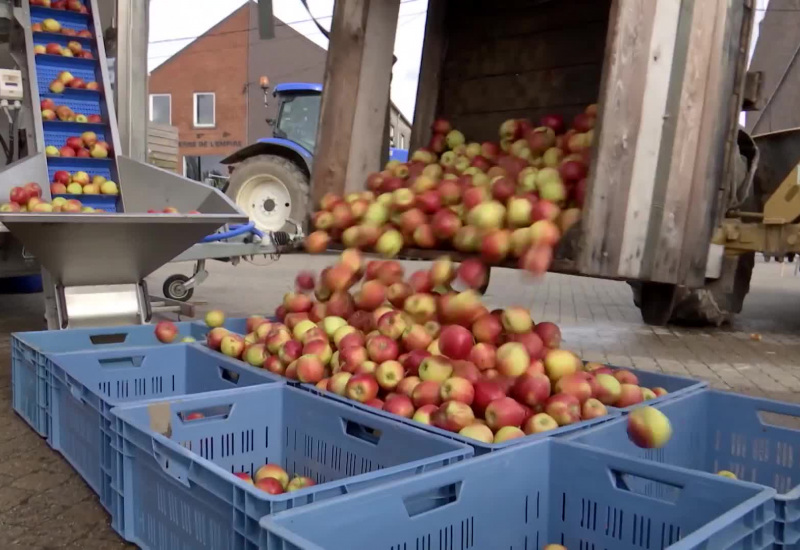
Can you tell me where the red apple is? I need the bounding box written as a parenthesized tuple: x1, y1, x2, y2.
(412, 380, 442, 408)
(345, 373, 380, 403)
(438, 325, 474, 360)
(383, 393, 415, 418)
(154, 321, 178, 343)
(511, 372, 551, 408)
(485, 397, 526, 430)
(439, 376, 474, 405)
(366, 334, 399, 363)
(544, 393, 581, 426)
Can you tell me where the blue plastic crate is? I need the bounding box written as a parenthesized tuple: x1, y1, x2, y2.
(54, 194, 118, 212)
(31, 6, 91, 31)
(261, 438, 776, 550)
(568, 389, 800, 547)
(48, 344, 282, 529)
(111, 384, 473, 549)
(46, 156, 112, 182)
(40, 92, 102, 117)
(35, 55, 98, 95)
(11, 321, 205, 437)
(44, 122, 106, 149)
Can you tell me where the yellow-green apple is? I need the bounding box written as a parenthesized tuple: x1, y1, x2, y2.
(511, 372, 551, 407)
(255, 464, 289, 488)
(205, 309, 225, 328)
(412, 403, 439, 424)
(581, 398, 608, 419)
(345, 373, 379, 403)
(154, 321, 178, 343)
(41, 108, 56, 120)
(386, 282, 413, 308)
(593, 373, 622, 405)
(614, 369, 639, 385)
(243, 343, 267, 368)
(508, 331, 545, 360)
(431, 256, 456, 287)
(439, 376, 474, 405)
(468, 343, 496, 371)
(467, 200, 506, 230)
(471, 314, 502, 344)
(412, 380, 442, 408)
(641, 388, 657, 401)
(82, 184, 99, 195)
(32, 202, 54, 212)
(287, 476, 315, 492)
(333, 325, 360, 348)
(616, 384, 644, 408)
(220, 334, 245, 358)
(45, 144, 61, 156)
(501, 306, 533, 334)
(493, 426, 525, 443)
(404, 293, 437, 324)
(717, 470, 737, 479)
(265, 328, 292, 354)
(377, 310, 409, 340)
(355, 361, 377, 376)
(652, 387, 669, 397)
(485, 397, 526, 430)
(396, 376, 421, 398)
(543, 349, 580, 383)
(496, 342, 530, 377)
(472, 380, 506, 417)
(534, 321, 562, 348)
(458, 423, 494, 443)
(627, 406, 672, 448)
(424, 321, 442, 339)
(506, 197, 533, 228)
(375, 229, 403, 258)
(375, 360, 404, 391)
(320, 316, 347, 338)
(555, 372, 595, 403)
(205, 327, 229, 350)
(302, 340, 332, 365)
(438, 324, 474, 360)
(292, 319, 316, 340)
(544, 393, 581, 426)
(366, 334, 399, 363)
(328, 372, 352, 396)
(524, 412, 559, 435)
(233, 472, 254, 485)
(400, 324, 430, 352)
(419, 355, 453, 382)
(543, 545, 567, 550)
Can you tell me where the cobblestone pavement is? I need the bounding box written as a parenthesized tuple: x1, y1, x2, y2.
(2, 255, 800, 547)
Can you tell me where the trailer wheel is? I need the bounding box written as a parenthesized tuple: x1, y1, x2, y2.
(163, 274, 194, 302)
(226, 154, 309, 233)
(631, 282, 678, 326)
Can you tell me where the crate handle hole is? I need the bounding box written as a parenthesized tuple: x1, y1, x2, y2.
(757, 410, 800, 430)
(402, 482, 461, 517)
(219, 367, 240, 384)
(343, 419, 382, 445)
(178, 404, 232, 423)
(89, 333, 129, 345)
(98, 356, 144, 368)
(611, 469, 681, 504)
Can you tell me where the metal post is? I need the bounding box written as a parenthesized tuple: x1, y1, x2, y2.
(115, 0, 149, 161)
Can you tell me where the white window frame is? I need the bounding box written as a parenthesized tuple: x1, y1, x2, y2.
(399, 133, 405, 149)
(149, 93, 171, 125)
(193, 92, 216, 128)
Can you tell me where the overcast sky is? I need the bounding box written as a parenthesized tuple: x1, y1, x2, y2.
(148, 0, 428, 120)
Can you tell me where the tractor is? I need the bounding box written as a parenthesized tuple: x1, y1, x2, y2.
(220, 81, 408, 233)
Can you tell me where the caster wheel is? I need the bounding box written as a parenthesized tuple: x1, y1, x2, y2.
(163, 274, 194, 302)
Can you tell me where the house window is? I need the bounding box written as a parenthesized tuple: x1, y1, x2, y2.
(399, 133, 405, 149)
(389, 125, 395, 147)
(193, 92, 215, 128)
(149, 94, 171, 125)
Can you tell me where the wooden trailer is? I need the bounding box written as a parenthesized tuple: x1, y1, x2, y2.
(311, 0, 756, 323)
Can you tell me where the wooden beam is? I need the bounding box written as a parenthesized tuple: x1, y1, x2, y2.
(409, 0, 448, 152)
(311, 0, 399, 207)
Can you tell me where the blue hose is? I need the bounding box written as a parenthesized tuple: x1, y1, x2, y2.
(202, 221, 261, 243)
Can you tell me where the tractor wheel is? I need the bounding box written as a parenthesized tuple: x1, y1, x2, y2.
(630, 281, 678, 326)
(226, 154, 309, 233)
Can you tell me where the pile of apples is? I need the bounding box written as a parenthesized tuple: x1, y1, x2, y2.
(304, 106, 596, 277)
(29, 0, 88, 14)
(35, 40, 94, 60)
(50, 169, 118, 196)
(41, 98, 102, 124)
(0, 183, 99, 213)
(45, 129, 111, 159)
(47, 71, 100, 94)
(32, 18, 93, 38)
(198, 250, 671, 447)
(232, 463, 315, 495)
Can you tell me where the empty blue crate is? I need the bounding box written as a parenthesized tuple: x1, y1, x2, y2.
(261, 439, 776, 550)
(48, 344, 282, 530)
(11, 321, 208, 437)
(110, 384, 472, 549)
(567, 389, 800, 547)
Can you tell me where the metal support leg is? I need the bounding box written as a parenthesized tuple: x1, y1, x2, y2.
(184, 259, 208, 291)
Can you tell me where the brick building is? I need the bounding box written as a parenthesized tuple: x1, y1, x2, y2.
(149, 1, 411, 180)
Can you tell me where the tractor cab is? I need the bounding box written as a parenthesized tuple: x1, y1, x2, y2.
(270, 83, 322, 155)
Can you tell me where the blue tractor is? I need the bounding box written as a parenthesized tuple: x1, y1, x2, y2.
(220, 82, 408, 232)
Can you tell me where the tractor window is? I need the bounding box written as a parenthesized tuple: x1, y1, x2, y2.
(276, 93, 320, 153)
